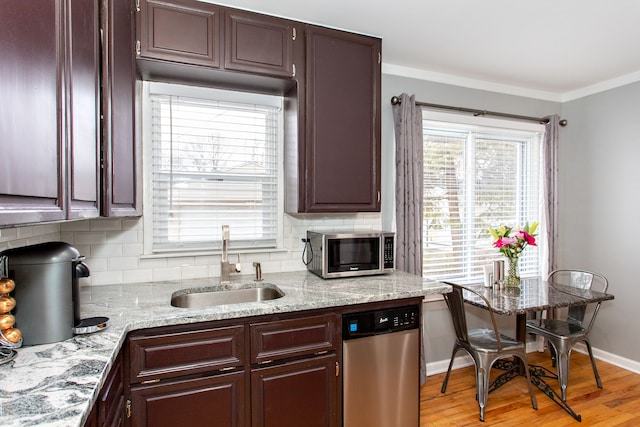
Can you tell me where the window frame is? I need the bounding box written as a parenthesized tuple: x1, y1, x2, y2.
(421, 110, 546, 283)
(141, 81, 285, 256)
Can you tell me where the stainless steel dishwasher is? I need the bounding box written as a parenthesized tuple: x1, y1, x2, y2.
(342, 304, 420, 427)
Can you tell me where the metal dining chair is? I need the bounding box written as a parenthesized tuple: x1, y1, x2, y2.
(440, 283, 538, 422)
(526, 269, 608, 401)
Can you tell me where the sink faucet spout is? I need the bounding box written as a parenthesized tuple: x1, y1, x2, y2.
(222, 225, 230, 263)
(220, 225, 240, 283)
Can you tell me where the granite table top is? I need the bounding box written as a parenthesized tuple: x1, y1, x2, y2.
(0, 270, 449, 427)
(459, 277, 615, 316)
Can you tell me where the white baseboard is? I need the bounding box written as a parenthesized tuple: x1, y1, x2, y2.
(572, 343, 640, 375)
(426, 344, 640, 377)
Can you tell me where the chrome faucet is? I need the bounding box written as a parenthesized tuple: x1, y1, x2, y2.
(253, 262, 263, 282)
(220, 225, 241, 284)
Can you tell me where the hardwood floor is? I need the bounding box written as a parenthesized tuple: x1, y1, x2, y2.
(420, 351, 640, 426)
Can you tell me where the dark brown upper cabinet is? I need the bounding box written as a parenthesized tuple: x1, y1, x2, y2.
(101, 0, 141, 217)
(135, 0, 297, 94)
(137, 0, 222, 67)
(68, 0, 101, 220)
(224, 9, 295, 78)
(285, 25, 382, 213)
(134, 0, 381, 214)
(0, 0, 100, 227)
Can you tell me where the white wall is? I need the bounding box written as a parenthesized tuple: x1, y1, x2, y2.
(559, 81, 640, 362)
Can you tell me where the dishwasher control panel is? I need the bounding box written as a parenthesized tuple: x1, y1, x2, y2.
(343, 304, 419, 339)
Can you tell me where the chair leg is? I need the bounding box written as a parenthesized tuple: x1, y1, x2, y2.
(476, 365, 491, 422)
(584, 339, 603, 389)
(555, 347, 570, 402)
(547, 340, 557, 367)
(518, 354, 538, 410)
(441, 346, 460, 393)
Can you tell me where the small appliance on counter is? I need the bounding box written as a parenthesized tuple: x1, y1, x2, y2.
(305, 230, 395, 279)
(0, 242, 109, 346)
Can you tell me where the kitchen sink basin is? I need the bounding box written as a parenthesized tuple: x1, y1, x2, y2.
(170, 285, 284, 308)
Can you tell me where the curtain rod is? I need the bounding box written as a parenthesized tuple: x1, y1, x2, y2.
(390, 95, 568, 127)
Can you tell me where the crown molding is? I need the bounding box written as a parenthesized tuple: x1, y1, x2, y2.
(561, 70, 640, 102)
(383, 63, 640, 104)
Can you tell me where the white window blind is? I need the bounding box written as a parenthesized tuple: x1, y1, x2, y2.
(422, 113, 544, 283)
(148, 84, 281, 252)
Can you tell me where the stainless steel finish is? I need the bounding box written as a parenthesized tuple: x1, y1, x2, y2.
(221, 225, 230, 263)
(170, 285, 284, 308)
(306, 230, 395, 279)
(220, 225, 241, 284)
(343, 329, 419, 427)
(493, 260, 504, 288)
(73, 316, 109, 335)
(252, 262, 263, 281)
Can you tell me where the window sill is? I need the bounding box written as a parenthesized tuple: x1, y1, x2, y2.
(140, 247, 289, 260)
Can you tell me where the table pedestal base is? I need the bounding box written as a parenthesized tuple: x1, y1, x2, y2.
(489, 359, 582, 422)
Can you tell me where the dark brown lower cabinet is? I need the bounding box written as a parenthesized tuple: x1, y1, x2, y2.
(251, 354, 338, 427)
(84, 351, 125, 427)
(84, 299, 424, 426)
(129, 371, 246, 427)
(122, 312, 340, 426)
(99, 352, 125, 427)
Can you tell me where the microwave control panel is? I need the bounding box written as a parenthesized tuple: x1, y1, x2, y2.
(383, 235, 395, 269)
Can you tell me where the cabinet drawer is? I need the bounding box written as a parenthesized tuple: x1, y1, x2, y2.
(129, 324, 245, 383)
(250, 314, 337, 364)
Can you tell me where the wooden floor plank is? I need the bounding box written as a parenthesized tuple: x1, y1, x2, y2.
(421, 351, 640, 426)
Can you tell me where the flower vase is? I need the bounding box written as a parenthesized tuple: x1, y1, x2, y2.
(505, 257, 521, 287)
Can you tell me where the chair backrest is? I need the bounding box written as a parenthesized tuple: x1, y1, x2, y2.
(547, 269, 609, 331)
(442, 282, 504, 350)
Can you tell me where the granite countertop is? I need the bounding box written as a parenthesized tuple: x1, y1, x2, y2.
(0, 270, 449, 427)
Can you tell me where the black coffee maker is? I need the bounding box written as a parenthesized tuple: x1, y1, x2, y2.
(0, 242, 108, 346)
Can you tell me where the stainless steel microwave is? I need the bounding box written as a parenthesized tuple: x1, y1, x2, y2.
(305, 231, 395, 279)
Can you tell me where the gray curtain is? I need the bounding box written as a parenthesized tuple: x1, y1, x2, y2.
(393, 93, 425, 385)
(392, 93, 423, 276)
(543, 115, 560, 275)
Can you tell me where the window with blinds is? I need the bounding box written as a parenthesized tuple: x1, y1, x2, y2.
(147, 83, 282, 253)
(422, 113, 544, 282)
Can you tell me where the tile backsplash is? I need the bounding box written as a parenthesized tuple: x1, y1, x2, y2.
(1, 213, 382, 286)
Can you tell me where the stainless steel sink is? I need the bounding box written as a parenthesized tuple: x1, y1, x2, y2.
(170, 285, 284, 308)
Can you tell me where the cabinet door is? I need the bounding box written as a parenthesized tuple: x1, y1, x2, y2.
(67, 0, 100, 219)
(138, 0, 222, 67)
(224, 9, 295, 77)
(251, 354, 338, 427)
(130, 371, 246, 427)
(98, 352, 125, 427)
(0, 0, 66, 225)
(303, 26, 381, 212)
(101, 0, 141, 216)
